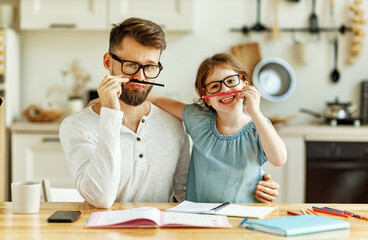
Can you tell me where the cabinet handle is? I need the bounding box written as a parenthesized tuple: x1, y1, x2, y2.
(42, 137, 60, 142)
(49, 23, 76, 29)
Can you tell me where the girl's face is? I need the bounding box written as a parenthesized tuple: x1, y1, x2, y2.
(204, 65, 246, 113)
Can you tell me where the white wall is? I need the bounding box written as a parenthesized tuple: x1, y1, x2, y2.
(19, 0, 368, 123)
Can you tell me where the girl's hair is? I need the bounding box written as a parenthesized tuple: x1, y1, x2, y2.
(194, 53, 250, 108)
(109, 17, 166, 53)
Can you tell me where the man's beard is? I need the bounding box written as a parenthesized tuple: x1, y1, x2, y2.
(119, 83, 153, 106)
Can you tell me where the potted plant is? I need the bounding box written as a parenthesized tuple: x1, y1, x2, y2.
(61, 59, 91, 115)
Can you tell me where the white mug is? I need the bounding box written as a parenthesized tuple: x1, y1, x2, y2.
(11, 181, 41, 214)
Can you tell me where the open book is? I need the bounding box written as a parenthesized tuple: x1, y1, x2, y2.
(86, 207, 232, 228)
(166, 201, 274, 218)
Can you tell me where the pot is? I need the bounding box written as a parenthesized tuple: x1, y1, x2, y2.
(325, 98, 352, 120)
(300, 98, 357, 123)
(252, 57, 296, 102)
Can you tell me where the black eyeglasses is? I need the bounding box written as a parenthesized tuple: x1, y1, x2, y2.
(109, 52, 163, 79)
(203, 74, 242, 94)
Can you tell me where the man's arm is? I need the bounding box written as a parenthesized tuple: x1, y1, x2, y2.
(171, 129, 191, 202)
(255, 173, 280, 203)
(59, 107, 124, 208)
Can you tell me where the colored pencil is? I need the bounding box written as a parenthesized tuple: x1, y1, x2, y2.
(287, 211, 300, 216)
(202, 90, 241, 99)
(300, 208, 307, 215)
(305, 208, 315, 215)
(312, 207, 350, 218)
(307, 208, 318, 216)
(324, 207, 368, 221)
(240, 216, 249, 228)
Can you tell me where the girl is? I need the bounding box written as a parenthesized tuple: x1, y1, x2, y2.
(148, 53, 287, 203)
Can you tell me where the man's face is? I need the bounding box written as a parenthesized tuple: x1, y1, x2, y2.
(111, 36, 161, 106)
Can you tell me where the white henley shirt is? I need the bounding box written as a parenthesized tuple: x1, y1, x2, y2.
(59, 104, 190, 208)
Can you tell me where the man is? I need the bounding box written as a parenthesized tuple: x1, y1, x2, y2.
(60, 17, 279, 208)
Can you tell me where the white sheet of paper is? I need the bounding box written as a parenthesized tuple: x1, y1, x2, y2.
(166, 201, 274, 218)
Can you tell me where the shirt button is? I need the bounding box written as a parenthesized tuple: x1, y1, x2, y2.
(141, 119, 145, 123)
(139, 154, 143, 158)
(137, 137, 141, 141)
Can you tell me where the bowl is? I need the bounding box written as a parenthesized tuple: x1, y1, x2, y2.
(253, 57, 296, 102)
(22, 105, 64, 122)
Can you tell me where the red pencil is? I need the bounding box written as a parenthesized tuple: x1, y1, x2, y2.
(202, 90, 241, 99)
(287, 211, 300, 216)
(312, 208, 350, 218)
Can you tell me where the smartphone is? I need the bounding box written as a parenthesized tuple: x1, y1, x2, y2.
(47, 211, 81, 223)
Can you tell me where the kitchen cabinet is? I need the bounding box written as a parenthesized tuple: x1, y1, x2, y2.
(109, 0, 194, 31)
(20, 0, 107, 30)
(277, 124, 368, 203)
(11, 122, 74, 189)
(20, 0, 194, 31)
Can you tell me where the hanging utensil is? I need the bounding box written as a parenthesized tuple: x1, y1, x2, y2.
(328, 0, 339, 83)
(331, 38, 340, 83)
(271, 0, 281, 40)
(251, 0, 267, 31)
(309, 0, 319, 34)
(327, 0, 338, 42)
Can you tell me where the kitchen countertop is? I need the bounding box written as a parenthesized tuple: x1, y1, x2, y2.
(10, 121, 61, 133)
(276, 124, 368, 141)
(10, 121, 368, 141)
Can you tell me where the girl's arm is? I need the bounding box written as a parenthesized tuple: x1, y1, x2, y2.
(241, 86, 287, 167)
(147, 93, 186, 121)
(252, 112, 287, 167)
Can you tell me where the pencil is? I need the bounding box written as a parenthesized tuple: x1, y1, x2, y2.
(240, 216, 249, 228)
(305, 209, 315, 215)
(307, 208, 318, 216)
(202, 90, 241, 99)
(312, 207, 350, 218)
(287, 211, 300, 216)
(300, 208, 307, 215)
(129, 79, 165, 87)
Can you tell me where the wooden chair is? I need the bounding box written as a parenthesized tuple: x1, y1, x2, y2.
(41, 179, 84, 202)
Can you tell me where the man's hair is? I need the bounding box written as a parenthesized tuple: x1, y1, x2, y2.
(194, 53, 250, 108)
(109, 17, 166, 53)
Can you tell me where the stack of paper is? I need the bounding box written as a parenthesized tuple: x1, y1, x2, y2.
(166, 201, 274, 218)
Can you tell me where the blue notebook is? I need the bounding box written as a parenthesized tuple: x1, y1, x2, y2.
(246, 215, 350, 236)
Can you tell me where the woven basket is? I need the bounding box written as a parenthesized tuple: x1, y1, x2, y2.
(23, 105, 64, 122)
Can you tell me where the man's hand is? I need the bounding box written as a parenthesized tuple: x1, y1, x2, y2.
(97, 75, 129, 111)
(255, 173, 280, 203)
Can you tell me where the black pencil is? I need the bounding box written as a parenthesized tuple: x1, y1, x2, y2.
(129, 79, 165, 87)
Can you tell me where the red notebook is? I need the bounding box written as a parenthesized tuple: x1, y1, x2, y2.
(86, 207, 231, 228)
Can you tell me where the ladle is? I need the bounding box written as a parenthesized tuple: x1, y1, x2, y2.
(331, 38, 340, 83)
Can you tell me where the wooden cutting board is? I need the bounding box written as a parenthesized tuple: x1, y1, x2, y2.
(231, 42, 261, 79)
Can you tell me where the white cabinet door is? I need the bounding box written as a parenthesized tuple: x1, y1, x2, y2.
(11, 133, 74, 188)
(20, 0, 107, 30)
(263, 136, 305, 203)
(109, 0, 194, 31)
(282, 136, 306, 203)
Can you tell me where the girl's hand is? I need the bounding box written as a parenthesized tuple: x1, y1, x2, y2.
(97, 75, 129, 111)
(255, 173, 280, 203)
(239, 86, 261, 116)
